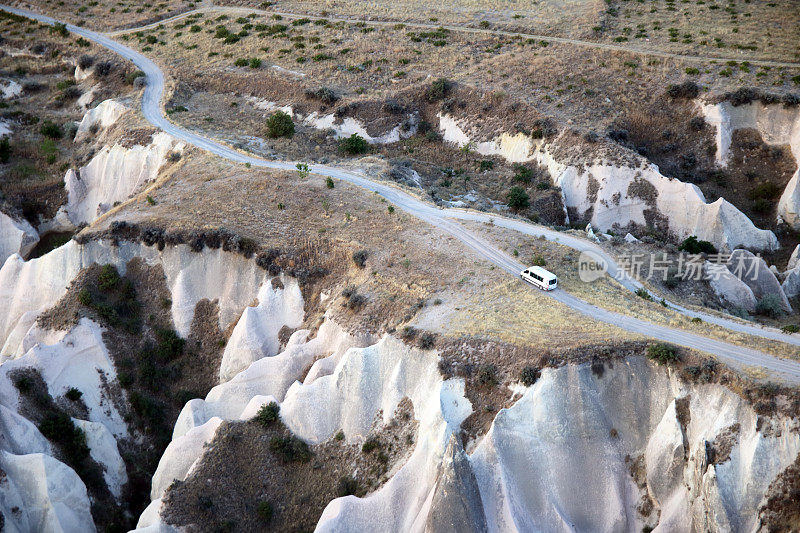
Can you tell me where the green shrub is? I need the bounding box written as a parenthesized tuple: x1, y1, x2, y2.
(249, 57, 262, 68)
(234, 58, 248, 66)
(478, 364, 498, 387)
(755, 294, 785, 318)
(257, 500, 274, 522)
(635, 287, 653, 301)
(155, 327, 185, 361)
(352, 250, 368, 268)
(39, 120, 62, 139)
(678, 235, 717, 254)
(78, 288, 93, 306)
(781, 324, 799, 334)
(38, 411, 90, 464)
(426, 78, 450, 102)
(255, 401, 280, 427)
(51, 22, 69, 37)
(531, 254, 546, 266)
(337, 476, 359, 497)
(335, 430, 345, 441)
(520, 366, 540, 386)
(98, 264, 120, 291)
(265, 110, 295, 138)
(13, 375, 32, 394)
(646, 343, 679, 364)
(65, 387, 83, 401)
(0, 138, 11, 163)
(506, 186, 530, 210)
(126, 70, 145, 84)
(339, 133, 369, 155)
(513, 164, 533, 183)
(479, 160, 494, 171)
(326, 177, 334, 189)
(270, 435, 312, 462)
(362, 437, 380, 453)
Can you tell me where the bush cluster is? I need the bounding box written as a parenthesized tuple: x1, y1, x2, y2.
(266, 110, 295, 138)
(678, 236, 717, 255)
(646, 343, 679, 364)
(339, 133, 369, 155)
(255, 401, 280, 427)
(269, 434, 313, 462)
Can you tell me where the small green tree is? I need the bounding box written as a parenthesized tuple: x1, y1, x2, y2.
(755, 294, 785, 318)
(266, 110, 295, 138)
(426, 78, 450, 101)
(646, 343, 679, 364)
(678, 235, 717, 254)
(326, 177, 335, 189)
(296, 162, 309, 178)
(507, 186, 530, 210)
(339, 133, 369, 155)
(0, 138, 10, 163)
(255, 401, 280, 427)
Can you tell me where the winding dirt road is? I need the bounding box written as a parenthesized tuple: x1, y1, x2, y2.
(5, 5, 800, 381)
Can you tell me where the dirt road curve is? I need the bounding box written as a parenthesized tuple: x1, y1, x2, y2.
(5, 5, 800, 382)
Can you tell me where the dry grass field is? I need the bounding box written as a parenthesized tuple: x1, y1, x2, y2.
(117, 9, 799, 131)
(9, 0, 196, 30)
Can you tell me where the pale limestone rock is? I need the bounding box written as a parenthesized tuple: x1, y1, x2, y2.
(218, 275, 304, 381)
(0, 211, 38, 264)
(727, 249, 792, 312)
(437, 113, 779, 251)
(705, 262, 757, 312)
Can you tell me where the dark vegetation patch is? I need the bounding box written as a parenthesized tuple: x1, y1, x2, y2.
(759, 453, 800, 532)
(10, 368, 125, 531)
(34, 257, 225, 530)
(162, 399, 417, 532)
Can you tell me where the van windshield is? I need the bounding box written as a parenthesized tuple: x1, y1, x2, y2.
(549, 279, 557, 284)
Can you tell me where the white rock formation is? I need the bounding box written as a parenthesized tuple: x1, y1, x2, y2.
(0, 239, 274, 353)
(1, 79, 22, 99)
(470, 357, 800, 532)
(150, 417, 223, 501)
(73, 418, 128, 499)
(701, 100, 800, 231)
(787, 244, 800, 271)
(726, 249, 792, 313)
(75, 99, 128, 139)
(0, 450, 96, 532)
(782, 264, 800, 299)
(436, 113, 778, 251)
(0, 211, 38, 263)
(704, 261, 757, 312)
(0, 319, 127, 437)
(218, 275, 304, 381)
(174, 319, 359, 438)
(63, 131, 181, 226)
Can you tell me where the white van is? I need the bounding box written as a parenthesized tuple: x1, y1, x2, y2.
(520, 266, 558, 290)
